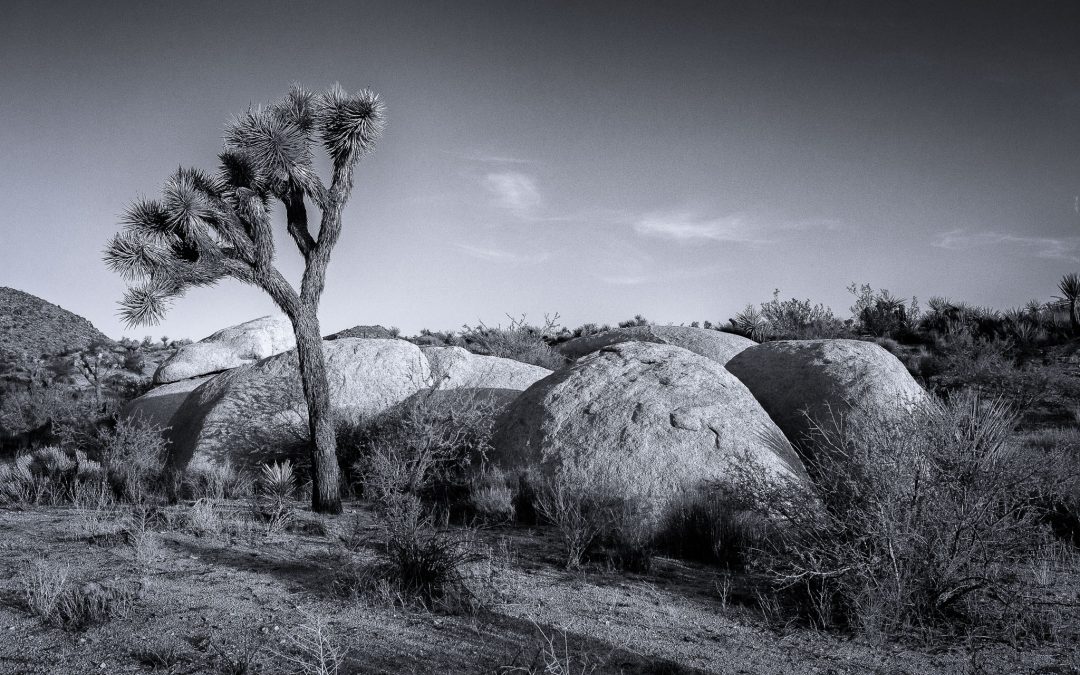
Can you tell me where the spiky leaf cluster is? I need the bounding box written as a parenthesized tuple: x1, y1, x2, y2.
(105, 84, 385, 327)
(317, 85, 386, 168)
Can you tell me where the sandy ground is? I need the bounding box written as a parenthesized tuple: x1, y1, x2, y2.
(0, 502, 1075, 675)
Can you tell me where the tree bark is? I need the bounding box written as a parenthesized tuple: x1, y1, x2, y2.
(290, 307, 342, 514)
(1070, 300, 1079, 335)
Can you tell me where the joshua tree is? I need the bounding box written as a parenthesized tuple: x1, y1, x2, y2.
(1058, 272, 1080, 335)
(104, 84, 386, 513)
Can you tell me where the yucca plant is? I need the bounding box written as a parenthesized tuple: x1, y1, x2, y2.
(104, 84, 386, 513)
(731, 305, 769, 342)
(1057, 272, 1080, 335)
(260, 460, 296, 503)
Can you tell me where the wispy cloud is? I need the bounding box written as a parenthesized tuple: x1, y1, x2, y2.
(779, 217, 845, 232)
(454, 243, 549, 265)
(633, 212, 769, 244)
(482, 172, 541, 214)
(932, 229, 1080, 262)
(458, 152, 532, 164)
(631, 211, 842, 244)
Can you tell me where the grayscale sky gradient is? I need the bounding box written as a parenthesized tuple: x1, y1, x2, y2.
(2, 0, 1079, 340)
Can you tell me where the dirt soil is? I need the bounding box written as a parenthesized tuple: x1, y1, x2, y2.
(0, 502, 1074, 674)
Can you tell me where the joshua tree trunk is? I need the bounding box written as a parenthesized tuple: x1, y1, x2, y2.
(290, 307, 341, 514)
(1070, 300, 1079, 335)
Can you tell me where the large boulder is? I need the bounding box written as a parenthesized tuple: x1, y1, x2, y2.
(725, 339, 929, 455)
(491, 342, 807, 532)
(154, 316, 295, 384)
(120, 375, 214, 430)
(421, 346, 551, 391)
(165, 339, 431, 472)
(558, 325, 755, 366)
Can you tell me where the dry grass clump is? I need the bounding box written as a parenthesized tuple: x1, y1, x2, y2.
(20, 557, 138, 631)
(185, 498, 224, 537)
(743, 393, 1078, 644)
(131, 638, 189, 670)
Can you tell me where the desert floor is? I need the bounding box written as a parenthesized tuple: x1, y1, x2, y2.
(0, 502, 1074, 675)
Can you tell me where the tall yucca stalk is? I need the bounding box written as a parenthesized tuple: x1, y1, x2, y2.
(104, 84, 386, 514)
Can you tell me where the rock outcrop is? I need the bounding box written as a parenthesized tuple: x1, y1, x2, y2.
(165, 338, 431, 471)
(491, 342, 806, 533)
(121, 375, 215, 430)
(153, 316, 295, 385)
(725, 339, 928, 455)
(558, 325, 755, 366)
(421, 346, 551, 391)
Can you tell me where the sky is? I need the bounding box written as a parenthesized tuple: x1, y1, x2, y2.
(1, 0, 1079, 341)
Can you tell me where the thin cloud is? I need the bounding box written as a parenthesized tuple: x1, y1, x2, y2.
(459, 152, 532, 164)
(634, 212, 768, 244)
(596, 274, 651, 286)
(631, 210, 843, 243)
(780, 217, 845, 232)
(932, 229, 1080, 262)
(454, 243, 549, 264)
(482, 172, 541, 214)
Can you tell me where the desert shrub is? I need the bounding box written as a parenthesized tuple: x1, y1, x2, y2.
(380, 493, 483, 612)
(921, 335, 1080, 423)
(92, 416, 168, 502)
(185, 498, 223, 537)
(0, 446, 109, 506)
(122, 348, 146, 373)
(20, 558, 136, 631)
(180, 459, 253, 501)
(727, 290, 848, 342)
(0, 454, 37, 504)
(272, 611, 344, 675)
(331, 494, 485, 613)
(468, 466, 516, 523)
(565, 322, 612, 340)
(349, 385, 501, 515)
(653, 484, 772, 570)
(209, 627, 268, 675)
(458, 314, 566, 370)
(849, 283, 920, 339)
(532, 473, 653, 571)
(1021, 428, 1080, 546)
(617, 314, 651, 328)
(0, 381, 106, 451)
(498, 623, 602, 674)
(745, 394, 1067, 641)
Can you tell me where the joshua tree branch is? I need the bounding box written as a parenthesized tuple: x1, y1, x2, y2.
(285, 184, 315, 258)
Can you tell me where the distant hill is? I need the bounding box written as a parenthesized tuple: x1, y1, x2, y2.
(0, 287, 112, 360)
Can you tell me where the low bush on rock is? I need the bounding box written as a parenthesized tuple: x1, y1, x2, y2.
(457, 314, 567, 370)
